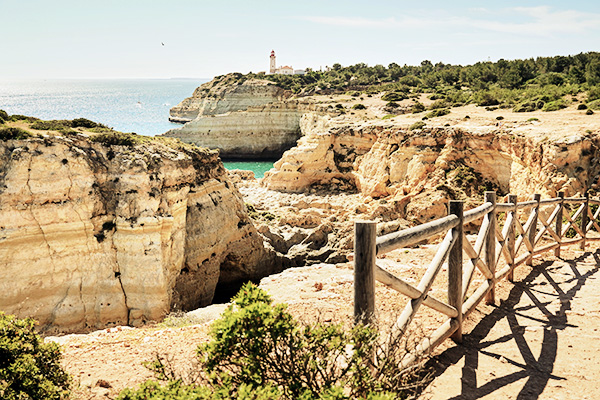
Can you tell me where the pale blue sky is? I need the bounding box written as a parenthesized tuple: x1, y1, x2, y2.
(1, 0, 599, 79)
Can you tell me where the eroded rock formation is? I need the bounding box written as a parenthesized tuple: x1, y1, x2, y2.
(0, 135, 279, 333)
(263, 113, 599, 223)
(164, 75, 332, 159)
(169, 76, 288, 122)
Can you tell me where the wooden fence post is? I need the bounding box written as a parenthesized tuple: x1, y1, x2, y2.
(448, 201, 463, 343)
(555, 192, 564, 257)
(527, 194, 541, 266)
(484, 191, 497, 305)
(581, 192, 589, 251)
(507, 194, 517, 282)
(354, 221, 376, 326)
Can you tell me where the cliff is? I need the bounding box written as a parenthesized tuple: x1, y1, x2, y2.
(0, 131, 279, 333)
(169, 75, 288, 122)
(164, 101, 308, 159)
(263, 112, 600, 223)
(165, 74, 332, 159)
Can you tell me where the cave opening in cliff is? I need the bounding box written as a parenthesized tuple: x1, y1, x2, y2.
(211, 279, 261, 304)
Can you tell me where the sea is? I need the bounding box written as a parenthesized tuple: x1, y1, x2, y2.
(0, 79, 274, 177)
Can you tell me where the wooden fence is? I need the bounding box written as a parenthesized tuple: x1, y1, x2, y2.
(354, 191, 600, 365)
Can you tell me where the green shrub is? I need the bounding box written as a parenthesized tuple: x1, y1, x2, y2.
(382, 115, 395, 120)
(513, 100, 544, 112)
(527, 117, 540, 122)
(381, 92, 406, 102)
(587, 99, 600, 110)
(577, 103, 588, 110)
(90, 132, 143, 147)
(9, 115, 39, 122)
(0, 312, 71, 399)
(136, 283, 423, 400)
(30, 120, 72, 131)
(0, 109, 8, 122)
(71, 118, 105, 129)
(410, 102, 425, 113)
(587, 86, 600, 102)
(352, 104, 367, 110)
(496, 116, 504, 120)
(425, 108, 450, 118)
(0, 127, 34, 140)
(587, 109, 595, 115)
(428, 99, 447, 110)
(542, 99, 568, 112)
(385, 102, 399, 108)
(409, 121, 426, 130)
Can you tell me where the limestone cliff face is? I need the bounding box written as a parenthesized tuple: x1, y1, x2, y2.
(165, 75, 333, 159)
(169, 76, 287, 122)
(164, 101, 308, 159)
(263, 114, 600, 223)
(0, 135, 276, 333)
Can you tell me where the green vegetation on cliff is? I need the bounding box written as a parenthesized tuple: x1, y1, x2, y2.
(222, 52, 600, 112)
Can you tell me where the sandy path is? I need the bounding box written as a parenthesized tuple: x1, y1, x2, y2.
(421, 246, 600, 400)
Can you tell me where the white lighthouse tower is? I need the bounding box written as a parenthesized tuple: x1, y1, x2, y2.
(269, 50, 276, 74)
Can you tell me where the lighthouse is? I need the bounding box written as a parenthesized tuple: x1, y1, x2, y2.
(269, 50, 276, 74)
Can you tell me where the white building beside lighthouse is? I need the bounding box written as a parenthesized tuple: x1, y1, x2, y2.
(269, 50, 305, 75)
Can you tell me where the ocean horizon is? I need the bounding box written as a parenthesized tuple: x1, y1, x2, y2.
(0, 78, 275, 177)
(0, 78, 206, 137)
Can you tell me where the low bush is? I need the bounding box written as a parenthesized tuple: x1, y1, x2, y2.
(0, 109, 8, 122)
(123, 283, 427, 400)
(578, 103, 588, 110)
(0, 312, 71, 399)
(0, 127, 34, 140)
(542, 99, 568, 112)
(513, 100, 544, 112)
(352, 104, 367, 110)
(9, 115, 39, 122)
(381, 92, 406, 102)
(425, 108, 450, 118)
(90, 132, 143, 147)
(428, 99, 447, 110)
(30, 120, 72, 131)
(409, 121, 426, 130)
(71, 118, 105, 129)
(587, 99, 600, 110)
(587, 109, 595, 115)
(410, 102, 425, 113)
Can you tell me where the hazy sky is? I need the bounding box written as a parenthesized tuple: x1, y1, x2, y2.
(2, 0, 599, 79)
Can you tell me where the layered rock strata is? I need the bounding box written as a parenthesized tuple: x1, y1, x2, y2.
(169, 76, 288, 121)
(263, 113, 600, 224)
(0, 135, 278, 333)
(165, 75, 333, 159)
(164, 101, 309, 159)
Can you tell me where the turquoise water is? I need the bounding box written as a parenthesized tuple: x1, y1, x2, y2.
(0, 79, 277, 175)
(223, 161, 275, 178)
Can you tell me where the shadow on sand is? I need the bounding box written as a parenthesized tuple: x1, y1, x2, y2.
(425, 249, 600, 400)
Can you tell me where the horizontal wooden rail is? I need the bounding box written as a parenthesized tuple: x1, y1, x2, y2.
(354, 190, 596, 367)
(463, 202, 493, 223)
(376, 214, 459, 255)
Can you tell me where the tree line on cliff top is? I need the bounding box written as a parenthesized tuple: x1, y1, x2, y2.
(226, 52, 600, 112)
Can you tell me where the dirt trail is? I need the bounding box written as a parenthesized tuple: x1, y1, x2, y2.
(421, 246, 600, 400)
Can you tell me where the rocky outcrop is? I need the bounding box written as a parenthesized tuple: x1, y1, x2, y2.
(164, 101, 308, 159)
(263, 114, 600, 223)
(169, 75, 287, 121)
(165, 74, 333, 159)
(0, 134, 280, 333)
